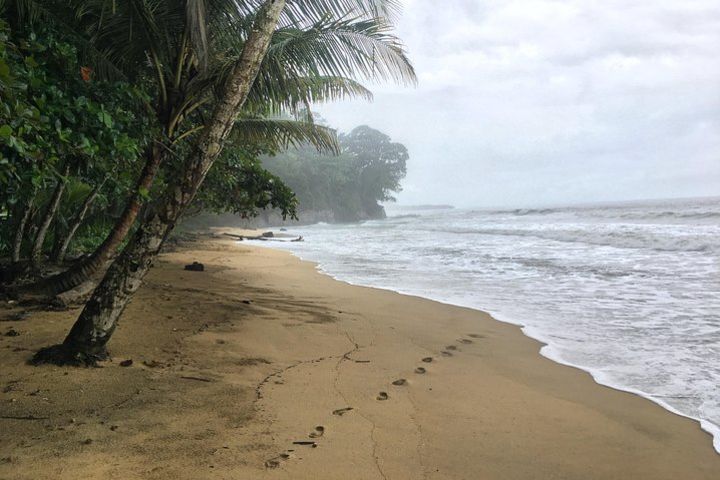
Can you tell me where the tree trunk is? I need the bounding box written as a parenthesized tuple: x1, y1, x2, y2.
(52, 182, 103, 263)
(32, 0, 286, 365)
(26, 145, 163, 296)
(11, 188, 37, 263)
(30, 167, 69, 266)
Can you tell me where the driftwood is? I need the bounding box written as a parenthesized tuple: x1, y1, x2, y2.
(222, 232, 303, 242)
(179, 376, 213, 383)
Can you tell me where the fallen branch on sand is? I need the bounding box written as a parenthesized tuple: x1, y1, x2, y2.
(179, 376, 213, 383)
(222, 232, 303, 242)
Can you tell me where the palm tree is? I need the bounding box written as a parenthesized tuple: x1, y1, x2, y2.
(21, 0, 410, 297)
(32, 0, 414, 365)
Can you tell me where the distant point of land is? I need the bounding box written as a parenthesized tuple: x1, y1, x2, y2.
(394, 204, 455, 210)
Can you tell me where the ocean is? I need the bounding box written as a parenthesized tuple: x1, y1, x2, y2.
(256, 196, 720, 452)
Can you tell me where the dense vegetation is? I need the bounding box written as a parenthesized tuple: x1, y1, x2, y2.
(0, 24, 153, 264)
(263, 125, 408, 222)
(0, 0, 414, 365)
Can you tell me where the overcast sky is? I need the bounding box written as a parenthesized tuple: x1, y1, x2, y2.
(318, 0, 720, 208)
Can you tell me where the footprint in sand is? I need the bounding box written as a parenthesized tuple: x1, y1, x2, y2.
(441, 350, 453, 357)
(468, 333, 484, 338)
(422, 357, 434, 363)
(377, 391, 389, 401)
(332, 407, 353, 416)
(309, 426, 325, 438)
(415, 367, 427, 374)
(392, 378, 407, 386)
(446, 345, 458, 351)
(265, 452, 291, 469)
(458, 339, 473, 344)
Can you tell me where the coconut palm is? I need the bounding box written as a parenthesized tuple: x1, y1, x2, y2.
(22, 0, 410, 296)
(30, 0, 415, 364)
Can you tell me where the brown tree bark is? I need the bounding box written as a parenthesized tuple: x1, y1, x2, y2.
(51, 181, 103, 263)
(32, 0, 286, 365)
(27, 145, 163, 295)
(30, 167, 69, 266)
(11, 188, 37, 264)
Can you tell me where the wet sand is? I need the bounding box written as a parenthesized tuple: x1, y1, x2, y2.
(1, 231, 718, 479)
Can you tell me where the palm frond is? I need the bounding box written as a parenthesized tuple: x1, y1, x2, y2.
(230, 0, 402, 25)
(279, 16, 416, 84)
(247, 75, 373, 116)
(283, 0, 402, 24)
(1, 0, 54, 24)
(215, 15, 416, 87)
(231, 118, 340, 154)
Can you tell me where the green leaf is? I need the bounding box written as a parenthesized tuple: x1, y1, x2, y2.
(0, 125, 12, 139)
(24, 56, 39, 68)
(0, 59, 10, 81)
(98, 111, 114, 128)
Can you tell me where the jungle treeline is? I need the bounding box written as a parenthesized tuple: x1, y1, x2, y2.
(262, 125, 408, 222)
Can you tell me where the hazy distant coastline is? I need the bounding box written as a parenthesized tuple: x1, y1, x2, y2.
(389, 204, 455, 210)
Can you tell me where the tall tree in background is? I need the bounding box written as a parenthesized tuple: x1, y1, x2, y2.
(263, 125, 409, 221)
(343, 125, 408, 217)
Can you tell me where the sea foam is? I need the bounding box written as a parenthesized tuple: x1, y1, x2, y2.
(257, 196, 720, 453)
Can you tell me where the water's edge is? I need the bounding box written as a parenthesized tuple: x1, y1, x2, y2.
(251, 241, 720, 454)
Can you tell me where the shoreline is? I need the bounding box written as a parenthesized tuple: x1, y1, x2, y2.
(336, 264, 720, 455)
(1, 231, 719, 479)
(253, 234, 720, 455)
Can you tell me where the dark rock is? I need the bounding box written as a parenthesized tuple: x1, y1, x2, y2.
(242, 300, 252, 305)
(5, 329, 20, 337)
(119, 359, 133, 367)
(261, 231, 274, 238)
(184, 262, 204, 272)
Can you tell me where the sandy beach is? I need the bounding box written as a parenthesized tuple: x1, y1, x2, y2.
(1, 231, 718, 479)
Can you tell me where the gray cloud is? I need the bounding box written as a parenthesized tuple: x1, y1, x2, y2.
(318, 0, 720, 207)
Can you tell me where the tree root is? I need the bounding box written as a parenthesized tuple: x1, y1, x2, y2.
(30, 343, 108, 367)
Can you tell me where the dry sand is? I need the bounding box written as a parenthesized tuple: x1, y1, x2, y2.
(1, 231, 719, 479)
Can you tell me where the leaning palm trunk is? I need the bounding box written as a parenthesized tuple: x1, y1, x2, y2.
(33, 0, 287, 364)
(51, 181, 104, 263)
(30, 167, 69, 266)
(11, 187, 37, 264)
(27, 145, 163, 295)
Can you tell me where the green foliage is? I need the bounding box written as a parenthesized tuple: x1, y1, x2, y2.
(0, 21, 152, 256)
(197, 147, 298, 220)
(263, 125, 408, 222)
(0, 0, 415, 263)
(0, 23, 151, 184)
